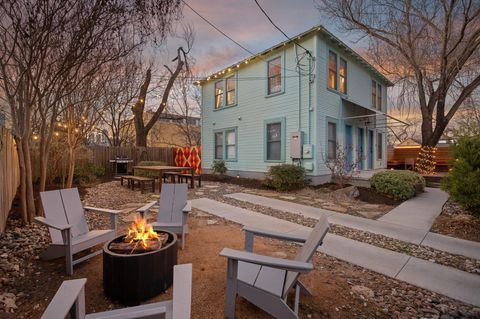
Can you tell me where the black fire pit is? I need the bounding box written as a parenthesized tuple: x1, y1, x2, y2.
(103, 231, 178, 305)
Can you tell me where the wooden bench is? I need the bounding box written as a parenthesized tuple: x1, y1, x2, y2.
(163, 171, 180, 183)
(129, 176, 155, 193)
(120, 175, 135, 187)
(178, 173, 201, 188)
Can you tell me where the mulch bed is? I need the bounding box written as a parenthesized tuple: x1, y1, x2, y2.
(357, 187, 402, 206)
(431, 200, 480, 243)
(202, 174, 266, 189)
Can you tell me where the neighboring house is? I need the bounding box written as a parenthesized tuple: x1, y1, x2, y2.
(199, 25, 393, 184)
(146, 111, 201, 148)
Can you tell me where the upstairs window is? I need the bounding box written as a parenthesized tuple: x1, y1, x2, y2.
(226, 76, 236, 106)
(266, 122, 282, 160)
(339, 58, 347, 94)
(214, 132, 223, 159)
(371, 80, 377, 108)
(377, 84, 382, 111)
(327, 122, 337, 159)
(215, 81, 224, 109)
(328, 51, 337, 90)
(267, 57, 282, 94)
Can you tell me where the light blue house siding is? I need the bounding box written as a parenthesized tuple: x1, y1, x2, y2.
(200, 27, 390, 184)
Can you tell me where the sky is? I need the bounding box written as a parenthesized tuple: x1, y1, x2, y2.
(166, 0, 362, 76)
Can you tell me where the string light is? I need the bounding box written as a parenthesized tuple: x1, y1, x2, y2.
(32, 135, 39, 140)
(415, 146, 437, 175)
(54, 132, 60, 137)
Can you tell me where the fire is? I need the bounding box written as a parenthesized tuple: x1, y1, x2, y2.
(125, 215, 160, 249)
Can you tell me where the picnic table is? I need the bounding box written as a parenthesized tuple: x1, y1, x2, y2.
(133, 165, 196, 191)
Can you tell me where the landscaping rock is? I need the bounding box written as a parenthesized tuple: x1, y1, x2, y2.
(351, 285, 374, 299)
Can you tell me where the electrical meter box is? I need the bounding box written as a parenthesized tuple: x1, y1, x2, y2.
(302, 144, 313, 159)
(290, 131, 303, 159)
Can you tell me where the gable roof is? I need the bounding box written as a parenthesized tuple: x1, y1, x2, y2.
(198, 25, 394, 87)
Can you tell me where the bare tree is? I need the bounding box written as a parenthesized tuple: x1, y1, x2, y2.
(317, 0, 480, 173)
(444, 94, 480, 138)
(322, 143, 361, 188)
(133, 27, 195, 148)
(0, 0, 183, 223)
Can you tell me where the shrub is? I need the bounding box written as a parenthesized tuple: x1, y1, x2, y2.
(135, 161, 167, 178)
(264, 164, 306, 191)
(74, 163, 105, 185)
(442, 136, 480, 216)
(370, 170, 426, 201)
(212, 160, 227, 175)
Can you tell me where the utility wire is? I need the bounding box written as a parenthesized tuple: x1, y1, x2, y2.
(181, 0, 298, 74)
(253, 0, 312, 57)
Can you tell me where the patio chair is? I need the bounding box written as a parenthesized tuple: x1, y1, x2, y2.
(41, 263, 193, 319)
(137, 183, 191, 249)
(220, 215, 330, 319)
(35, 188, 120, 275)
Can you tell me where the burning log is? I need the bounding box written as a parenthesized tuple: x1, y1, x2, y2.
(109, 234, 168, 254)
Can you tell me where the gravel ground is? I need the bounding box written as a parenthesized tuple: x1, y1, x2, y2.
(431, 199, 480, 243)
(193, 181, 480, 275)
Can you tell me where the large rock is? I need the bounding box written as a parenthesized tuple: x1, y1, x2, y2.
(351, 285, 374, 299)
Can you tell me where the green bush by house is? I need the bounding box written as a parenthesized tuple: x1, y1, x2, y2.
(212, 160, 227, 175)
(264, 164, 306, 191)
(74, 163, 105, 185)
(370, 170, 426, 201)
(135, 161, 167, 178)
(442, 136, 480, 216)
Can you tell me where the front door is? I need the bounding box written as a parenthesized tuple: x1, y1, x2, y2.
(368, 130, 374, 169)
(345, 125, 353, 171)
(357, 128, 364, 170)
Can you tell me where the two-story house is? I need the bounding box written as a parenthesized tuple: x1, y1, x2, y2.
(199, 26, 393, 184)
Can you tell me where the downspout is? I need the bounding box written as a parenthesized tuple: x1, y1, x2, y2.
(297, 45, 302, 133)
(308, 56, 313, 144)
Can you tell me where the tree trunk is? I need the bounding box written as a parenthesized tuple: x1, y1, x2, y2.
(136, 129, 147, 147)
(66, 148, 76, 188)
(15, 137, 28, 224)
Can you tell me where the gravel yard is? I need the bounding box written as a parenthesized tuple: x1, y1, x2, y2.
(1, 180, 479, 318)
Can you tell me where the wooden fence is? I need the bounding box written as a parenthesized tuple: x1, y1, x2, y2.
(0, 127, 20, 233)
(88, 146, 175, 175)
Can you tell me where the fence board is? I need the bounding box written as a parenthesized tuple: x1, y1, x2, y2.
(0, 127, 20, 234)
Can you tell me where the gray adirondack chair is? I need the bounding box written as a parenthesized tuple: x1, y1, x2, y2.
(219, 215, 330, 319)
(35, 188, 120, 275)
(137, 183, 191, 249)
(41, 263, 193, 319)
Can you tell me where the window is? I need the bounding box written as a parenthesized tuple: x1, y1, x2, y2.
(214, 132, 223, 159)
(267, 57, 282, 94)
(327, 122, 337, 160)
(266, 122, 282, 160)
(215, 81, 224, 109)
(377, 133, 383, 159)
(328, 51, 337, 90)
(339, 58, 347, 94)
(377, 84, 382, 111)
(226, 76, 236, 106)
(225, 130, 236, 160)
(371, 80, 377, 108)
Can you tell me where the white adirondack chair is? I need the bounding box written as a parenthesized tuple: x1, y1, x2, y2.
(41, 263, 193, 319)
(137, 184, 191, 249)
(220, 215, 330, 319)
(35, 188, 120, 275)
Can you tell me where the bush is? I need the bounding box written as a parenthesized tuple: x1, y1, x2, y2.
(74, 163, 105, 185)
(135, 161, 167, 178)
(370, 170, 426, 201)
(263, 164, 306, 191)
(442, 136, 480, 216)
(212, 160, 227, 175)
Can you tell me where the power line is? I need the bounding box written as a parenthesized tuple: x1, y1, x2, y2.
(253, 0, 312, 57)
(181, 0, 298, 74)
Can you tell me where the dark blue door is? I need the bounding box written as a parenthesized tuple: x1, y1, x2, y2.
(345, 125, 353, 171)
(368, 130, 374, 169)
(357, 128, 364, 170)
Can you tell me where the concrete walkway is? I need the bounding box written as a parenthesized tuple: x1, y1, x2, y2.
(224, 192, 480, 260)
(191, 198, 480, 307)
(378, 187, 448, 231)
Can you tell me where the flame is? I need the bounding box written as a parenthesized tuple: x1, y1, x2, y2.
(125, 215, 160, 249)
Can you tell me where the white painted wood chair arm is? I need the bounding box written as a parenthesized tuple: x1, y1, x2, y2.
(243, 226, 308, 243)
(136, 201, 157, 214)
(34, 217, 72, 231)
(84, 206, 121, 215)
(182, 201, 192, 213)
(41, 278, 86, 319)
(220, 248, 313, 272)
(85, 306, 167, 319)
